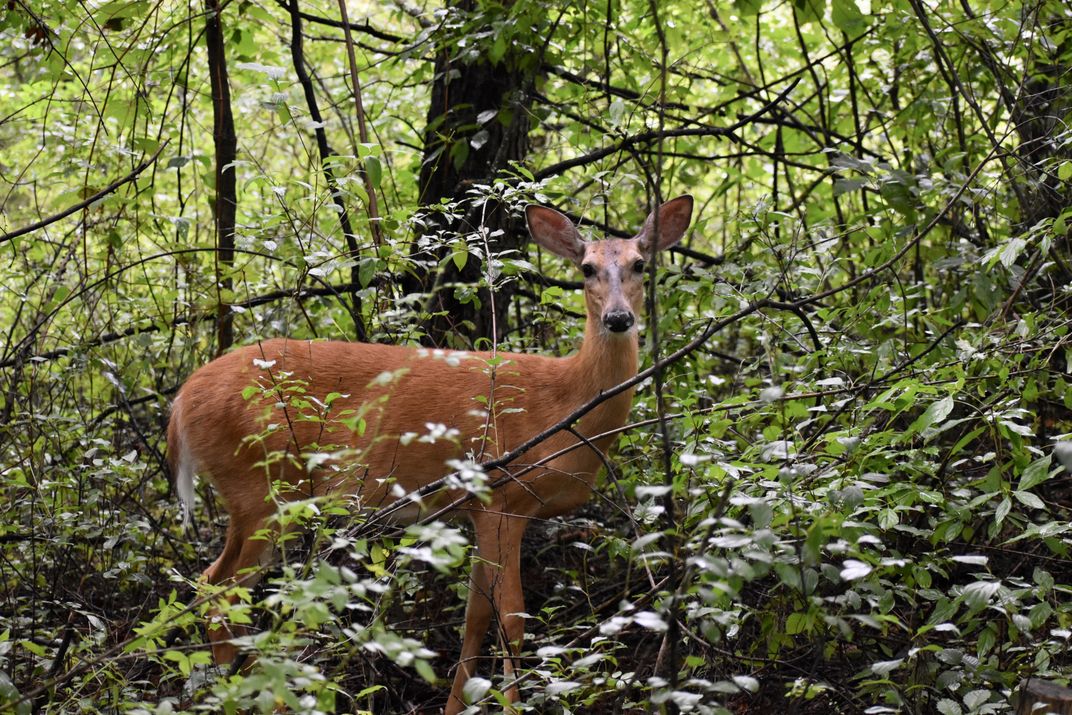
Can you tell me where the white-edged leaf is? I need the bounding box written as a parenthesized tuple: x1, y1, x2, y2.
(936, 698, 962, 715)
(1018, 455, 1053, 491)
(1013, 490, 1045, 510)
(961, 580, 1001, 609)
(633, 611, 668, 631)
(870, 658, 903, 676)
(631, 533, 662, 552)
(636, 485, 672, 499)
(732, 675, 760, 693)
(462, 677, 492, 703)
(994, 497, 1011, 525)
(1054, 441, 1072, 472)
(911, 396, 954, 434)
(545, 681, 581, 696)
(840, 559, 872, 581)
(963, 689, 991, 709)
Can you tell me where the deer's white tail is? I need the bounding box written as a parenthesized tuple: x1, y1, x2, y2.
(168, 395, 197, 526)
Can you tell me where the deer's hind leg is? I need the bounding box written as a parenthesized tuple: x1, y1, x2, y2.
(200, 500, 277, 666)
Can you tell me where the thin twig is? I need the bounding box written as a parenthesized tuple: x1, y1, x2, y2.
(0, 142, 167, 246)
(335, 0, 383, 247)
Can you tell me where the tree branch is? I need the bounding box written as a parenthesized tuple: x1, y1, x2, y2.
(534, 77, 800, 181)
(204, 0, 238, 352)
(271, 0, 404, 43)
(0, 142, 166, 246)
(288, 0, 367, 340)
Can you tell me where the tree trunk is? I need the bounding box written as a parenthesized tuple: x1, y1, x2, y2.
(1005, 2, 1070, 232)
(204, 0, 237, 354)
(1017, 679, 1072, 715)
(409, 1, 538, 347)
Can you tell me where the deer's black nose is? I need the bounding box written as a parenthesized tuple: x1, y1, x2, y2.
(603, 310, 635, 333)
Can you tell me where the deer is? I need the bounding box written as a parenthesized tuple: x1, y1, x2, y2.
(167, 195, 693, 713)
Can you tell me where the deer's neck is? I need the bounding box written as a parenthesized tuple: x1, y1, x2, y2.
(567, 315, 640, 408)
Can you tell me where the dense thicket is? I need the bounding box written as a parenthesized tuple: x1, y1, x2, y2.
(1, 0, 1070, 712)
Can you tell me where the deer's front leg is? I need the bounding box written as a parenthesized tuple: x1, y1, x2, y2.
(446, 512, 528, 714)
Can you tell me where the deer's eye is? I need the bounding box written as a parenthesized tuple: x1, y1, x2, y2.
(581, 263, 595, 278)
(633, 259, 646, 273)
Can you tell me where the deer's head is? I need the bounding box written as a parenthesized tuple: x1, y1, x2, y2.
(526, 196, 694, 336)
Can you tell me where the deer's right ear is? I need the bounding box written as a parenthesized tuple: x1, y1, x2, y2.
(526, 205, 586, 264)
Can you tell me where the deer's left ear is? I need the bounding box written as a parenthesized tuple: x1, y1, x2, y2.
(636, 195, 693, 255)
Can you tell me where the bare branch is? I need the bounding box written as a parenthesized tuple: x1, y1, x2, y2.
(0, 142, 167, 246)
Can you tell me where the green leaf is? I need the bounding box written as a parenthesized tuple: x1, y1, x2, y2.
(450, 140, 470, 171)
(961, 580, 1000, 609)
(735, 0, 764, 15)
(162, 649, 192, 676)
(540, 285, 564, 305)
(277, 102, 292, 125)
(831, 0, 868, 34)
(358, 257, 379, 287)
(793, 0, 825, 24)
(133, 136, 160, 153)
(451, 240, 468, 271)
(1018, 455, 1052, 491)
(1012, 490, 1045, 510)
(909, 395, 954, 435)
(102, 0, 149, 20)
(355, 685, 386, 699)
(365, 155, 382, 189)
(514, 164, 534, 181)
(994, 497, 1011, 525)
(0, 671, 30, 715)
(20, 639, 46, 657)
(786, 611, 809, 635)
(230, 27, 257, 59)
(489, 33, 507, 64)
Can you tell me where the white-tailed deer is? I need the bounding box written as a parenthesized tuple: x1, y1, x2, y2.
(167, 195, 693, 713)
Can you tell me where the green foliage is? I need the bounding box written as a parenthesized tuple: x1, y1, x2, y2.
(1, 0, 1071, 712)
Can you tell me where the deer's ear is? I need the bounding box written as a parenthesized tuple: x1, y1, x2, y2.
(636, 195, 694, 255)
(526, 205, 586, 264)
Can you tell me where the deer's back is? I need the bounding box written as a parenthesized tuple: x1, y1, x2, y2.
(170, 338, 615, 518)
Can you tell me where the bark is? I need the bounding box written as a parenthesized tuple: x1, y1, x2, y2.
(408, 0, 538, 347)
(204, 0, 237, 354)
(1012, 65, 1071, 230)
(956, 1, 1070, 230)
(1017, 679, 1072, 715)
